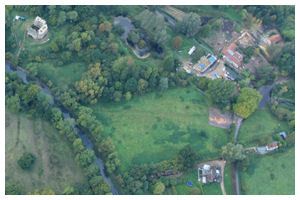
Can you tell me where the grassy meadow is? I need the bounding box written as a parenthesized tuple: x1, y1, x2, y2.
(238, 108, 289, 147)
(92, 87, 229, 171)
(5, 110, 88, 194)
(238, 107, 294, 195)
(240, 147, 295, 195)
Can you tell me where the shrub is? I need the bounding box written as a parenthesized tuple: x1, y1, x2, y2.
(17, 152, 36, 170)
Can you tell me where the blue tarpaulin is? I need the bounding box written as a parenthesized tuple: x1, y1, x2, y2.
(186, 181, 193, 187)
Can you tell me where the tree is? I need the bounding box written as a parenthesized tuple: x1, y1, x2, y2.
(191, 48, 205, 63)
(172, 36, 182, 50)
(178, 12, 202, 37)
(113, 91, 122, 102)
(63, 186, 77, 195)
(6, 95, 20, 113)
(255, 65, 275, 85)
(124, 91, 132, 101)
(159, 77, 168, 91)
(162, 53, 175, 72)
(67, 11, 78, 22)
(71, 38, 82, 52)
(57, 11, 66, 26)
(125, 77, 138, 93)
(98, 137, 115, 159)
(137, 79, 148, 94)
(75, 149, 95, 168)
(30, 188, 55, 195)
(22, 84, 40, 106)
(128, 30, 140, 45)
(177, 145, 197, 170)
(207, 79, 238, 108)
(233, 87, 262, 118)
(75, 63, 107, 104)
(6, 182, 22, 195)
(221, 143, 246, 162)
(153, 181, 165, 195)
(17, 152, 36, 170)
(99, 21, 112, 33)
(73, 138, 85, 153)
(137, 10, 168, 44)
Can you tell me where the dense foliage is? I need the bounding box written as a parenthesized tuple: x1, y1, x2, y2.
(233, 88, 262, 119)
(17, 152, 36, 170)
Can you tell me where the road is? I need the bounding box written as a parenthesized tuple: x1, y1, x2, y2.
(231, 115, 243, 195)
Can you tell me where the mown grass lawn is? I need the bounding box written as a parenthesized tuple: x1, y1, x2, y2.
(240, 147, 295, 195)
(238, 108, 289, 147)
(224, 163, 233, 195)
(92, 87, 229, 171)
(5, 110, 88, 194)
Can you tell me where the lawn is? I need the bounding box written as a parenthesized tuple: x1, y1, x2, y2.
(37, 61, 87, 86)
(240, 147, 295, 195)
(224, 163, 233, 195)
(238, 108, 288, 147)
(5, 110, 88, 194)
(173, 169, 222, 195)
(92, 87, 229, 171)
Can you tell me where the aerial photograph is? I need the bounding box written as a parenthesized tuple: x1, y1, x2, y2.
(4, 4, 295, 196)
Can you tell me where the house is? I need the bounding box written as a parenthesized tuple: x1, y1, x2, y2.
(262, 34, 282, 46)
(237, 31, 255, 48)
(266, 142, 279, 151)
(222, 43, 243, 69)
(193, 54, 217, 73)
(27, 16, 48, 40)
(198, 164, 221, 184)
(188, 46, 196, 55)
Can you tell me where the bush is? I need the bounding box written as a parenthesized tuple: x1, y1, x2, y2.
(17, 152, 36, 170)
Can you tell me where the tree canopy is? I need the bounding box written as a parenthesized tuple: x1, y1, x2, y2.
(177, 12, 202, 37)
(207, 79, 238, 108)
(136, 10, 168, 44)
(221, 143, 246, 162)
(233, 87, 262, 118)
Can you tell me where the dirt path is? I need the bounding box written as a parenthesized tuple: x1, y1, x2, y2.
(234, 116, 243, 144)
(197, 159, 227, 195)
(15, 115, 21, 147)
(232, 161, 240, 195)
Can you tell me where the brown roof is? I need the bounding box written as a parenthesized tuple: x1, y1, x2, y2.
(269, 34, 282, 44)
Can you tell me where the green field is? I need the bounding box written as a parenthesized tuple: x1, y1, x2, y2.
(240, 147, 295, 195)
(238, 108, 288, 147)
(238, 107, 294, 195)
(92, 87, 229, 171)
(5, 110, 88, 194)
(224, 163, 233, 195)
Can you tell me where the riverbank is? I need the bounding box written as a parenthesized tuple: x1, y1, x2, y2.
(5, 61, 119, 195)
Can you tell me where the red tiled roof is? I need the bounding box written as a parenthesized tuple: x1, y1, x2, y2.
(267, 142, 278, 148)
(222, 43, 243, 68)
(269, 34, 282, 44)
